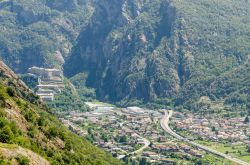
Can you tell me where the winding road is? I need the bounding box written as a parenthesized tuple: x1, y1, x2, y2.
(160, 110, 250, 165)
(117, 133, 150, 159)
(131, 137, 150, 155)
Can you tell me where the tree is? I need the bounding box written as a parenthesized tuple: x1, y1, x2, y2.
(16, 155, 29, 165)
(119, 135, 128, 143)
(101, 134, 109, 142)
(132, 159, 139, 165)
(24, 110, 36, 123)
(149, 141, 153, 147)
(0, 109, 6, 117)
(0, 126, 14, 143)
(0, 91, 6, 107)
(38, 116, 47, 126)
(47, 126, 59, 138)
(246, 103, 250, 115)
(247, 146, 250, 153)
(87, 127, 92, 134)
(65, 141, 73, 151)
(69, 125, 73, 131)
(244, 116, 249, 124)
(139, 157, 147, 165)
(6, 87, 16, 97)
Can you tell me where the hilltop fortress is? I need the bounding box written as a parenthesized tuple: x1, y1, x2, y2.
(28, 67, 65, 101)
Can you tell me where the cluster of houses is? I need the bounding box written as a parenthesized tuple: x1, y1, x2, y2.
(61, 104, 208, 163)
(64, 106, 160, 158)
(173, 113, 250, 143)
(142, 143, 203, 163)
(27, 67, 64, 101)
(60, 118, 87, 136)
(122, 107, 162, 138)
(130, 142, 203, 164)
(68, 105, 205, 163)
(96, 132, 145, 157)
(82, 107, 152, 156)
(59, 103, 250, 164)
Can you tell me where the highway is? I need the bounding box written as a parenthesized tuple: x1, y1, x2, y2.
(160, 110, 250, 165)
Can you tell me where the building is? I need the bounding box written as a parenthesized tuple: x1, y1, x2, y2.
(36, 93, 54, 102)
(28, 67, 63, 80)
(28, 66, 64, 102)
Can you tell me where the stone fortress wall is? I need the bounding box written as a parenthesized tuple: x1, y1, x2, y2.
(28, 67, 65, 102)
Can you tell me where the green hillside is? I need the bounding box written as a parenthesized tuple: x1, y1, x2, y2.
(174, 0, 250, 107)
(0, 61, 121, 164)
(0, 0, 93, 72)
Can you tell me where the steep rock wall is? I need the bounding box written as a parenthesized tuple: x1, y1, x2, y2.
(64, 0, 179, 103)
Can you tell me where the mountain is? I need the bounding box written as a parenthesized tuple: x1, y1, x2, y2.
(64, 0, 250, 109)
(0, 0, 93, 73)
(0, 60, 121, 164)
(0, 0, 249, 110)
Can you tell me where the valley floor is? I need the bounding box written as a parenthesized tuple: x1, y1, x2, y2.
(58, 102, 250, 165)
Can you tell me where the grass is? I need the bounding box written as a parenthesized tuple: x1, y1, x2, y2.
(195, 140, 250, 163)
(85, 101, 116, 108)
(202, 153, 237, 165)
(0, 143, 18, 149)
(92, 101, 116, 107)
(170, 124, 249, 163)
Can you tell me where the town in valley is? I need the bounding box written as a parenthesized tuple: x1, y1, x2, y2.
(60, 103, 250, 164)
(25, 66, 250, 165)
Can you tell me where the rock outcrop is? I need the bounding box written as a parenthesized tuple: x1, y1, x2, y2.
(0, 60, 30, 92)
(64, 0, 179, 103)
(64, 0, 250, 106)
(0, 143, 50, 165)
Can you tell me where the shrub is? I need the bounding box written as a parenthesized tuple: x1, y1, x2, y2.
(6, 87, 16, 97)
(24, 110, 36, 123)
(9, 121, 19, 136)
(16, 155, 29, 165)
(0, 117, 8, 128)
(47, 126, 59, 138)
(0, 90, 7, 107)
(0, 126, 14, 143)
(37, 117, 47, 127)
(0, 109, 6, 117)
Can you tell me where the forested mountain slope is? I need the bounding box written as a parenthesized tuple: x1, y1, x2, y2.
(0, 0, 93, 72)
(0, 60, 121, 164)
(0, 0, 249, 110)
(64, 0, 250, 109)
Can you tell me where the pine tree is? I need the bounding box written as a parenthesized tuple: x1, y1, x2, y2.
(244, 116, 249, 124)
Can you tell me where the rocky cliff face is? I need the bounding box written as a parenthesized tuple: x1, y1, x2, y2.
(65, 0, 180, 103)
(64, 0, 250, 107)
(0, 60, 30, 92)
